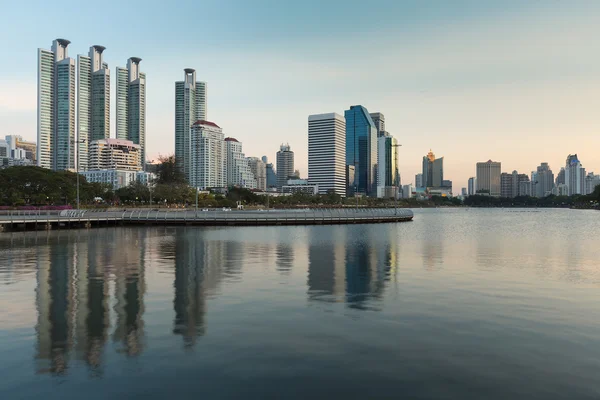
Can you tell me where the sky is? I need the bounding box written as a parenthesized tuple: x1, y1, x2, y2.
(1, 0, 599, 191)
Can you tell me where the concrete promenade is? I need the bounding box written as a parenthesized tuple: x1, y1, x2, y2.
(0, 208, 413, 232)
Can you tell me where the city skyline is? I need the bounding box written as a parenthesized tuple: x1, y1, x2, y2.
(3, 1, 600, 190)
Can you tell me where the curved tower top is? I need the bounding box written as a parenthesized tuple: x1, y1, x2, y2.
(92, 45, 106, 54)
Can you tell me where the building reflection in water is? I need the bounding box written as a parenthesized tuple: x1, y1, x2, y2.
(34, 230, 146, 376)
(307, 226, 395, 310)
(172, 229, 226, 349)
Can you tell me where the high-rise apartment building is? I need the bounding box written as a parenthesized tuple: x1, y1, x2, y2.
(376, 133, 400, 198)
(4, 135, 36, 162)
(88, 139, 141, 171)
(564, 154, 585, 196)
(416, 173, 424, 189)
(556, 168, 565, 186)
(37, 39, 76, 171)
(476, 160, 501, 196)
(501, 172, 513, 198)
(77, 45, 110, 170)
(225, 138, 256, 189)
(247, 157, 267, 191)
(534, 162, 555, 197)
(175, 68, 207, 181)
(189, 120, 225, 189)
(468, 177, 476, 196)
(308, 113, 346, 196)
(116, 58, 146, 170)
(345, 105, 377, 196)
(369, 112, 385, 137)
(585, 173, 600, 195)
(422, 150, 443, 188)
(276, 144, 294, 190)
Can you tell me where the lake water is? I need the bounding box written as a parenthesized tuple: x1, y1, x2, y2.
(1, 208, 600, 399)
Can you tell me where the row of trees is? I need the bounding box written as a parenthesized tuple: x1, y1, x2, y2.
(1, 156, 599, 208)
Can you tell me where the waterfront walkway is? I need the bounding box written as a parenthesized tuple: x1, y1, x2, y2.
(0, 208, 413, 231)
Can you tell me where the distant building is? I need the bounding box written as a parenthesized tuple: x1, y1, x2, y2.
(534, 162, 554, 197)
(189, 120, 225, 189)
(225, 137, 256, 189)
(5, 135, 36, 162)
(116, 57, 146, 170)
(468, 177, 476, 196)
(308, 113, 346, 196)
(247, 157, 267, 191)
(175, 68, 207, 181)
(369, 112, 385, 136)
(82, 170, 155, 190)
(376, 133, 400, 198)
(519, 180, 532, 197)
(88, 138, 141, 171)
(442, 179, 452, 189)
(422, 150, 443, 188)
(476, 160, 501, 196)
(415, 173, 424, 189)
(461, 188, 467, 196)
(501, 172, 513, 198)
(552, 183, 569, 196)
(276, 143, 294, 190)
(346, 165, 355, 196)
(345, 105, 377, 196)
(282, 179, 318, 195)
(564, 154, 585, 196)
(402, 184, 413, 199)
(265, 162, 277, 188)
(556, 167, 565, 186)
(585, 173, 600, 195)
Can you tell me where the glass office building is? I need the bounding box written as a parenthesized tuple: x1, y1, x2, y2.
(345, 105, 377, 196)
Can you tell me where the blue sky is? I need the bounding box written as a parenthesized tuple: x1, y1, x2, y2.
(1, 0, 599, 190)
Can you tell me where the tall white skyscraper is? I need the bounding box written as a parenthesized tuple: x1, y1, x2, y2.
(376, 133, 400, 198)
(247, 157, 267, 191)
(308, 113, 346, 196)
(225, 138, 257, 189)
(37, 39, 76, 170)
(189, 120, 225, 189)
(276, 144, 294, 190)
(175, 68, 207, 181)
(565, 154, 585, 196)
(116, 57, 146, 170)
(77, 45, 110, 170)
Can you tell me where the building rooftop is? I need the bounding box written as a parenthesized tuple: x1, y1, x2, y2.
(224, 137, 239, 142)
(184, 68, 196, 74)
(192, 120, 221, 128)
(92, 45, 106, 53)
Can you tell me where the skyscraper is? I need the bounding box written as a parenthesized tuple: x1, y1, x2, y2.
(564, 154, 585, 196)
(345, 105, 377, 196)
(416, 173, 424, 189)
(116, 58, 146, 170)
(369, 112, 385, 136)
(276, 144, 294, 190)
(189, 120, 225, 189)
(225, 138, 257, 189)
(376, 133, 400, 198)
(308, 113, 346, 196)
(37, 39, 76, 170)
(468, 177, 476, 196)
(422, 150, 443, 188)
(77, 46, 110, 171)
(534, 162, 555, 197)
(175, 69, 207, 181)
(247, 157, 267, 191)
(501, 172, 513, 198)
(476, 160, 501, 196)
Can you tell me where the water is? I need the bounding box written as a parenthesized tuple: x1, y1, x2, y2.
(1, 208, 599, 399)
